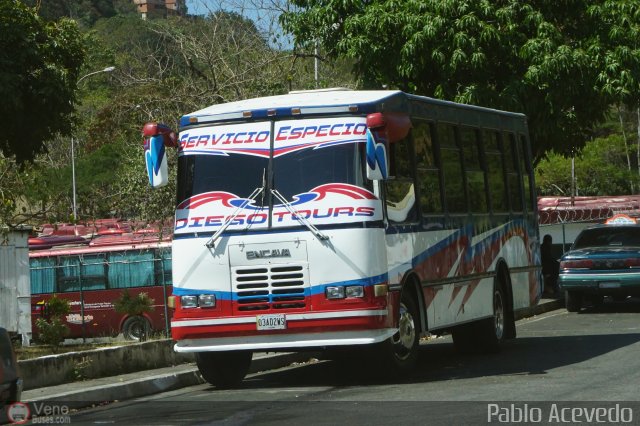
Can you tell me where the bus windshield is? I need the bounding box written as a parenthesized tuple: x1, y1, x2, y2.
(175, 117, 378, 233)
(177, 142, 368, 206)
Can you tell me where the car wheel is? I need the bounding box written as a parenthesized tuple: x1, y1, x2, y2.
(565, 291, 582, 312)
(196, 351, 252, 389)
(122, 315, 151, 341)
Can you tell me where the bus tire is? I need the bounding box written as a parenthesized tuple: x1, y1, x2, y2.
(565, 291, 582, 312)
(196, 351, 252, 389)
(373, 289, 419, 374)
(122, 316, 151, 341)
(453, 283, 506, 353)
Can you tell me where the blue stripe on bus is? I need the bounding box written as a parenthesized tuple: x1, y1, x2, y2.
(170, 272, 388, 300)
(410, 219, 530, 269)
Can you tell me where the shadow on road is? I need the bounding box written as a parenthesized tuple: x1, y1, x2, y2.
(578, 296, 640, 314)
(227, 331, 640, 390)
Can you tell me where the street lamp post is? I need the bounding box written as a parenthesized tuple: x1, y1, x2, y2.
(71, 66, 115, 223)
(72, 66, 114, 343)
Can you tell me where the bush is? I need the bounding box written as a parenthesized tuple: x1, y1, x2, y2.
(45, 295, 71, 317)
(36, 317, 69, 347)
(35, 295, 71, 346)
(114, 290, 154, 316)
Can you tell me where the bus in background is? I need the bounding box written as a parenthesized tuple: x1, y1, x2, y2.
(143, 89, 541, 387)
(29, 233, 172, 341)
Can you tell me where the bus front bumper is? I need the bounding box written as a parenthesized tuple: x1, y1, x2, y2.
(171, 308, 396, 352)
(174, 328, 397, 352)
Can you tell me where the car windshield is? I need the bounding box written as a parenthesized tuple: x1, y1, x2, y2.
(572, 227, 640, 249)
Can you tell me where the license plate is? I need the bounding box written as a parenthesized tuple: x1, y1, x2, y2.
(256, 314, 286, 330)
(599, 281, 621, 289)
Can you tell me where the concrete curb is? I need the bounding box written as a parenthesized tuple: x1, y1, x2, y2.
(19, 339, 193, 390)
(21, 300, 562, 409)
(22, 352, 316, 405)
(515, 298, 564, 321)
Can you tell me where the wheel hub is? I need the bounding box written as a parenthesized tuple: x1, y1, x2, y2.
(494, 290, 504, 340)
(392, 302, 416, 360)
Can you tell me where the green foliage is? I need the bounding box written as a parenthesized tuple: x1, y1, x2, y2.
(35, 317, 69, 347)
(536, 133, 639, 196)
(0, 0, 86, 163)
(0, 3, 354, 227)
(23, 0, 133, 26)
(282, 0, 640, 162)
(46, 295, 72, 317)
(36, 296, 71, 347)
(114, 290, 154, 316)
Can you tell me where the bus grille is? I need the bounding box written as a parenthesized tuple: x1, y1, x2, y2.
(232, 264, 309, 312)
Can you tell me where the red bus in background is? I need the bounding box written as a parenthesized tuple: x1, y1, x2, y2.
(29, 231, 172, 341)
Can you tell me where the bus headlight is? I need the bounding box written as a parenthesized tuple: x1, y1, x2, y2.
(198, 294, 216, 307)
(345, 285, 364, 298)
(181, 295, 198, 308)
(325, 286, 345, 299)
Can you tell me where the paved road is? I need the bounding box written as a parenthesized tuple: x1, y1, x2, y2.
(61, 299, 640, 425)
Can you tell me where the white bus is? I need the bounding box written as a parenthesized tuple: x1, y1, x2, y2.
(143, 89, 542, 387)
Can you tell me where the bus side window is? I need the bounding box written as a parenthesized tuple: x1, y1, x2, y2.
(57, 254, 107, 292)
(483, 130, 508, 213)
(437, 123, 466, 213)
(385, 130, 417, 224)
(518, 134, 535, 213)
(156, 248, 173, 286)
(108, 250, 155, 288)
(503, 132, 523, 212)
(460, 127, 488, 213)
(414, 120, 442, 215)
(58, 256, 81, 292)
(30, 257, 56, 294)
(80, 254, 107, 291)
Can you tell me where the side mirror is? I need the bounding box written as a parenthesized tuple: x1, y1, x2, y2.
(142, 122, 177, 188)
(365, 128, 388, 181)
(365, 113, 411, 181)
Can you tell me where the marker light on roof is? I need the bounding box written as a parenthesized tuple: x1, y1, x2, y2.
(291, 108, 301, 115)
(189, 117, 198, 123)
(348, 105, 358, 112)
(267, 109, 276, 116)
(243, 111, 252, 118)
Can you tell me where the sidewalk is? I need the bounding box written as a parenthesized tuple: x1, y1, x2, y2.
(21, 297, 563, 406)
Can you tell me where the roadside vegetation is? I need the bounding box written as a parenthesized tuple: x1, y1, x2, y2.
(2, 0, 640, 228)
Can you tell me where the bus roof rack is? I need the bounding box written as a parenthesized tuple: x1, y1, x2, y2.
(288, 87, 353, 94)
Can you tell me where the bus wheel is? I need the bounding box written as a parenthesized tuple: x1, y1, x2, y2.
(373, 290, 419, 374)
(565, 291, 582, 312)
(196, 351, 252, 389)
(122, 316, 151, 341)
(453, 284, 506, 353)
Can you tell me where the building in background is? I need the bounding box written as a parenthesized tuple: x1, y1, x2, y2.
(133, 0, 185, 19)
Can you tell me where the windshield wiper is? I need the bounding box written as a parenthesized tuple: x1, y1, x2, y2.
(205, 186, 264, 248)
(271, 189, 329, 241)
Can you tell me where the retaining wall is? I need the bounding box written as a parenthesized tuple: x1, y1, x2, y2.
(19, 339, 193, 390)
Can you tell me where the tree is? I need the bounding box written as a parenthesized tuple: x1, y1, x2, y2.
(282, 0, 640, 161)
(0, 0, 85, 164)
(23, 0, 134, 26)
(536, 134, 638, 196)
